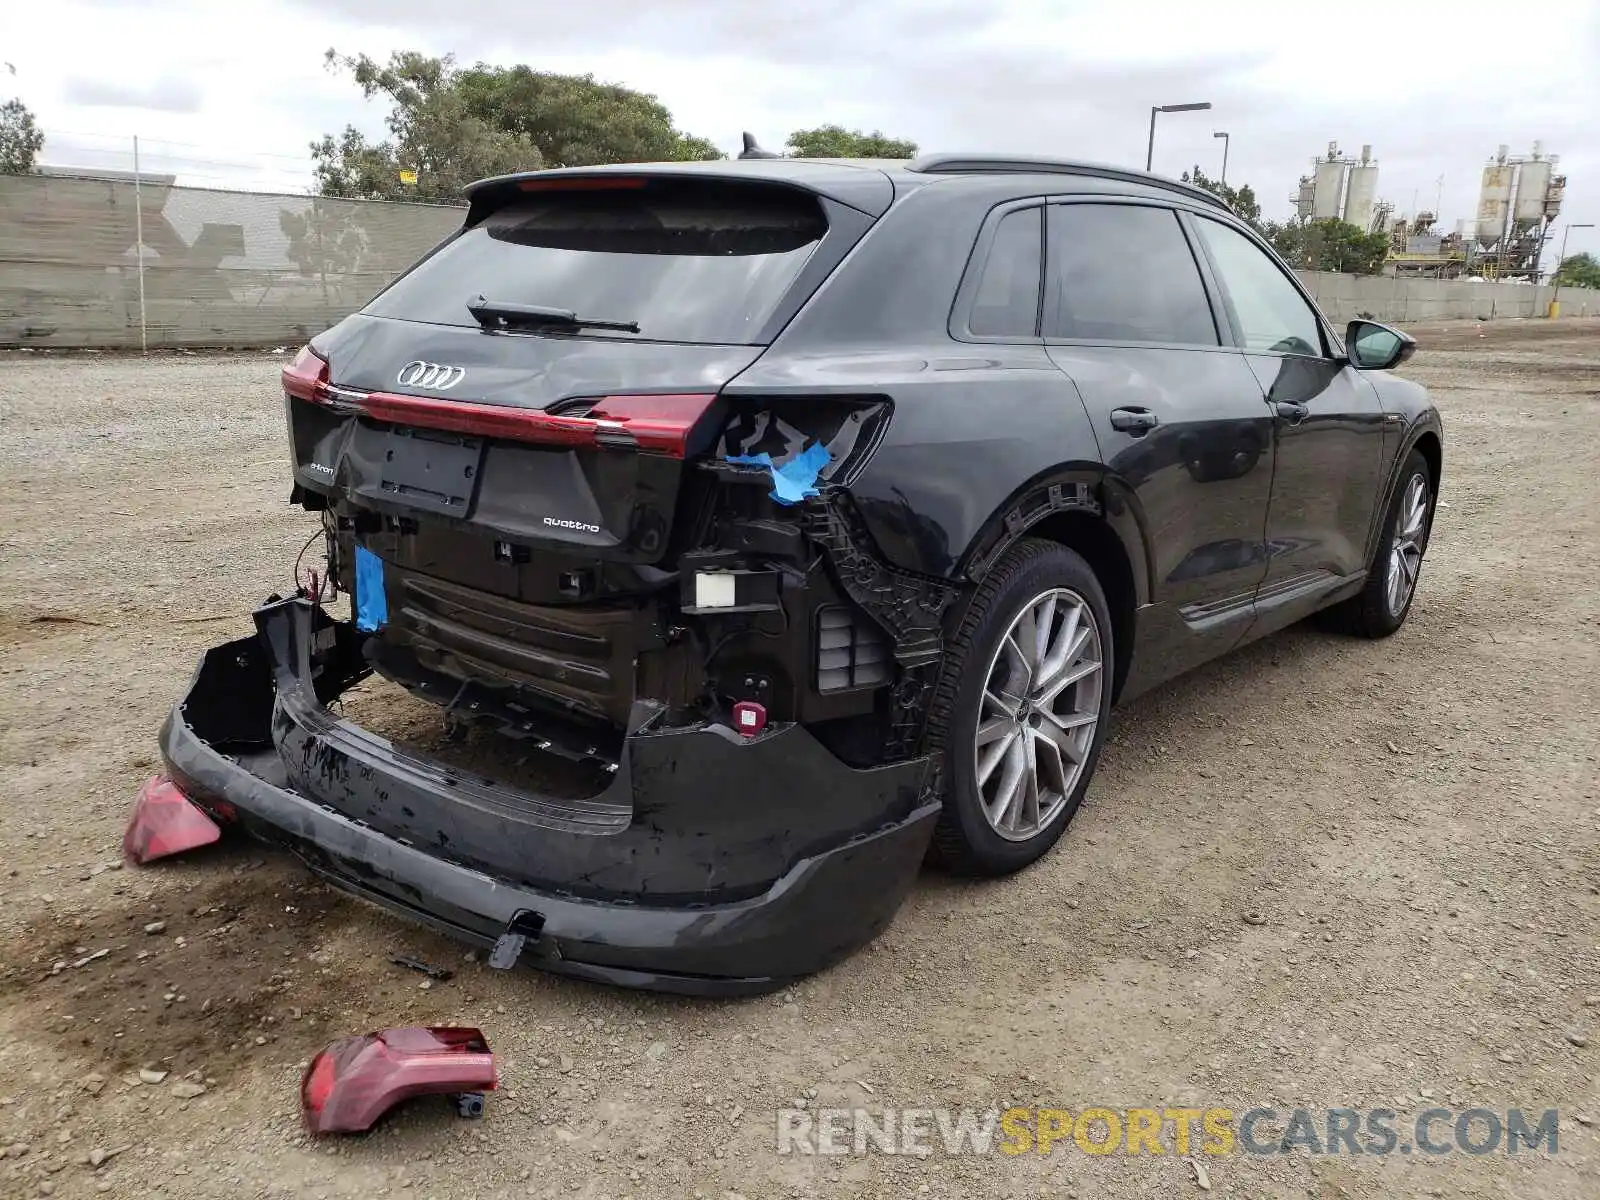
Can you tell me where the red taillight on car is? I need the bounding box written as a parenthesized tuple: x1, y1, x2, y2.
(123, 776, 222, 865)
(283, 344, 716, 457)
(585, 393, 721, 456)
(355, 391, 717, 458)
(282, 345, 330, 403)
(356, 392, 560, 441)
(301, 1026, 497, 1135)
(516, 176, 648, 192)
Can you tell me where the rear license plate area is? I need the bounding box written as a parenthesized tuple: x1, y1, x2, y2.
(368, 427, 484, 516)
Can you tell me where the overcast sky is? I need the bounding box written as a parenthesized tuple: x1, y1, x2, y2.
(8, 0, 1600, 252)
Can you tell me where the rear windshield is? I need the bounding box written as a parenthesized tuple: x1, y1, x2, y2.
(364, 179, 827, 345)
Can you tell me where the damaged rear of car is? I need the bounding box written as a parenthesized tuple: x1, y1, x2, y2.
(158, 161, 949, 994)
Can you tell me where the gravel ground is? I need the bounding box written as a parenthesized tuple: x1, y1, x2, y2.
(0, 321, 1597, 1200)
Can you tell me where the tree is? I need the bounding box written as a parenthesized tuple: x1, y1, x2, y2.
(785, 125, 917, 159)
(1181, 165, 1261, 230)
(1555, 252, 1600, 290)
(279, 203, 372, 314)
(0, 98, 43, 174)
(1177, 167, 1387, 274)
(1263, 219, 1307, 264)
(1265, 217, 1389, 276)
(452, 65, 724, 168)
(312, 51, 722, 204)
(313, 52, 541, 204)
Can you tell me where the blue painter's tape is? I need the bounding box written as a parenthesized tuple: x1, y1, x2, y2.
(726, 440, 832, 506)
(354, 545, 388, 632)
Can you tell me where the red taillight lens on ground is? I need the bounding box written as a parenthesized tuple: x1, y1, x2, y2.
(122, 776, 222, 865)
(301, 1026, 497, 1135)
(282, 344, 330, 403)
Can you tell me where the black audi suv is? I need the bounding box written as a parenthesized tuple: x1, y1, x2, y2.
(150, 144, 1442, 994)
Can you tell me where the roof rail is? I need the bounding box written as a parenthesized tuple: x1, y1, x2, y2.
(904, 153, 1233, 213)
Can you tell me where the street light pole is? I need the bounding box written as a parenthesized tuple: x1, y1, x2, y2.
(1213, 131, 1230, 183)
(1549, 222, 1593, 317)
(1145, 101, 1212, 172)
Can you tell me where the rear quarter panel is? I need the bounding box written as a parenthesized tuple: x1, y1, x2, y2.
(731, 345, 1105, 577)
(733, 178, 1107, 578)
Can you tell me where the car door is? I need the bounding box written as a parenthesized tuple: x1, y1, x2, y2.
(1041, 200, 1276, 692)
(1186, 215, 1388, 634)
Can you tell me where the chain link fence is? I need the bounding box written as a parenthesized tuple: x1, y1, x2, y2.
(0, 170, 462, 348)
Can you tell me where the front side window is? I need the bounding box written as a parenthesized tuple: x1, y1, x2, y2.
(1193, 218, 1325, 357)
(1044, 204, 1218, 346)
(968, 207, 1043, 337)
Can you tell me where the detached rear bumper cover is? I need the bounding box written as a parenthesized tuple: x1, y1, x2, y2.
(159, 599, 937, 995)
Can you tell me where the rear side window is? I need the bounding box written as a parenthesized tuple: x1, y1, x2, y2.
(364, 179, 827, 345)
(1044, 204, 1218, 346)
(969, 207, 1043, 337)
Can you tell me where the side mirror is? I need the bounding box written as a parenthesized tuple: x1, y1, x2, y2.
(1345, 320, 1416, 371)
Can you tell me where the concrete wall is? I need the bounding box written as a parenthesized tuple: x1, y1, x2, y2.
(3, 172, 1597, 348)
(0, 173, 461, 348)
(1294, 270, 1600, 324)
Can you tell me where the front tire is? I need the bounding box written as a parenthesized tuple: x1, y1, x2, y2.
(925, 539, 1114, 876)
(1321, 448, 1434, 638)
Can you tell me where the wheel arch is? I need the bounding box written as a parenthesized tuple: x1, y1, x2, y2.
(1366, 418, 1444, 564)
(955, 471, 1149, 705)
(1411, 428, 1442, 493)
(1408, 427, 1443, 550)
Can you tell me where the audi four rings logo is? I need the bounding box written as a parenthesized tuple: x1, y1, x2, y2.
(396, 360, 466, 390)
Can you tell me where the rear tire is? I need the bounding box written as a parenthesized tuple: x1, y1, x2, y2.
(925, 539, 1114, 876)
(1319, 449, 1433, 638)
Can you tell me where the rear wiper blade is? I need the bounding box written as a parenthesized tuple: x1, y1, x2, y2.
(467, 295, 640, 334)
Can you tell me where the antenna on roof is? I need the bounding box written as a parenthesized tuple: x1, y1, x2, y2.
(738, 132, 782, 160)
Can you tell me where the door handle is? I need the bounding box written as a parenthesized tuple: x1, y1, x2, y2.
(1274, 400, 1309, 423)
(1110, 408, 1159, 435)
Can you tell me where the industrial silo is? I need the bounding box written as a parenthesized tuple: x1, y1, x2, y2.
(1312, 158, 1347, 220)
(1476, 146, 1513, 247)
(1294, 176, 1315, 221)
(1513, 157, 1553, 224)
(1543, 167, 1565, 220)
(1344, 146, 1379, 231)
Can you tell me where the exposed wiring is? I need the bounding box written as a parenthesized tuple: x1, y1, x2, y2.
(674, 601, 794, 719)
(698, 606, 793, 717)
(291, 529, 321, 594)
(704, 604, 790, 668)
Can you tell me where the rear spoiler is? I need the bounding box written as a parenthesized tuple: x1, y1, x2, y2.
(462, 160, 897, 224)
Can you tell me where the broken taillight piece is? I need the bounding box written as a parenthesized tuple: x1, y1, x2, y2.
(301, 1026, 497, 1135)
(732, 701, 768, 738)
(122, 776, 222, 865)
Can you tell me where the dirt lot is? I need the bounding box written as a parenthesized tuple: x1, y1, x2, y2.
(1, 320, 1597, 1200)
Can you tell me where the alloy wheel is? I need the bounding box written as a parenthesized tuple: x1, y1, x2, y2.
(973, 587, 1104, 842)
(1386, 473, 1430, 617)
